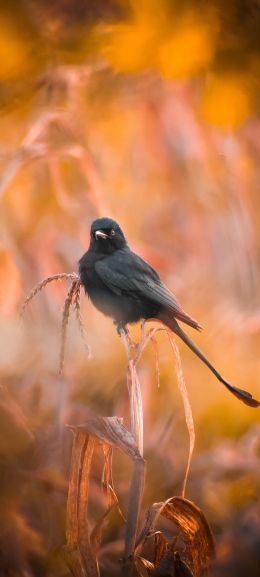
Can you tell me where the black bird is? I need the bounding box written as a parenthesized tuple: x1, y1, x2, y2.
(79, 217, 259, 408)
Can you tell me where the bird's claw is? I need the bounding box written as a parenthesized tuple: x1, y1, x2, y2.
(115, 322, 137, 350)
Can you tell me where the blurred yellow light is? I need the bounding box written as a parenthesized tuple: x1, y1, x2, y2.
(201, 75, 251, 128)
(158, 15, 215, 79)
(0, 18, 29, 80)
(101, 16, 157, 73)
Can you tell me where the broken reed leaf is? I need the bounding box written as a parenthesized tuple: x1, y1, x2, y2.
(167, 332, 195, 498)
(66, 429, 99, 577)
(74, 281, 91, 359)
(20, 272, 79, 317)
(70, 417, 146, 566)
(59, 279, 81, 376)
(66, 430, 87, 550)
(75, 416, 141, 459)
(77, 438, 99, 576)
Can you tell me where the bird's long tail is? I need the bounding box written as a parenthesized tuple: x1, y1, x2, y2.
(161, 316, 259, 408)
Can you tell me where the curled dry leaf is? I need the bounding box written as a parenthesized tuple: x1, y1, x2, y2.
(135, 556, 155, 577)
(162, 497, 215, 576)
(136, 497, 215, 577)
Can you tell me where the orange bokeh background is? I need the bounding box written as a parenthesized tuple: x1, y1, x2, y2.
(0, 1, 260, 575)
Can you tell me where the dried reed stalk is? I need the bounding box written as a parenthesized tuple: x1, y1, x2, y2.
(21, 273, 91, 376)
(20, 273, 78, 317)
(59, 279, 81, 376)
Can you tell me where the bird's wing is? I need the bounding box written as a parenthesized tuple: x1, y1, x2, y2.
(95, 251, 149, 295)
(95, 250, 200, 328)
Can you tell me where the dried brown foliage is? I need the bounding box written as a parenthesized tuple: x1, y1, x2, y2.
(64, 418, 215, 577)
(21, 277, 212, 576)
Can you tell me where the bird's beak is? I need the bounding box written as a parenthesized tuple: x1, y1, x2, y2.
(95, 230, 109, 239)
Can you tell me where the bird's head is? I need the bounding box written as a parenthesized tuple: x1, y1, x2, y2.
(90, 217, 127, 253)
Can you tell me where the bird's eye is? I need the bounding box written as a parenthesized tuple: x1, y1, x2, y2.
(110, 229, 115, 236)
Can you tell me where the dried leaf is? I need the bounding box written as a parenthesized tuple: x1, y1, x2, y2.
(65, 429, 99, 577)
(66, 431, 87, 550)
(135, 555, 155, 577)
(162, 497, 215, 577)
(77, 437, 99, 576)
(75, 416, 142, 459)
(71, 417, 146, 563)
(136, 497, 215, 577)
